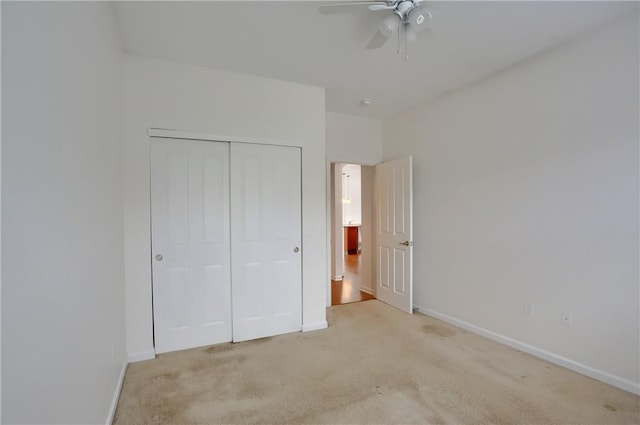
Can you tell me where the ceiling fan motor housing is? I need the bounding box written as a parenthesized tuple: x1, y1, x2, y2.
(396, 0, 414, 18)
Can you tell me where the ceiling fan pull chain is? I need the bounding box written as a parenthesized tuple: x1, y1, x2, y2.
(397, 22, 402, 54)
(405, 23, 409, 60)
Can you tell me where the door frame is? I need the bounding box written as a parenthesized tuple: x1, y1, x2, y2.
(325, 157, 414, 312)
(326, 160, 378, 307)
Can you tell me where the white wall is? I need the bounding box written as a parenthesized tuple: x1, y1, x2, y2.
(326, 112, 382, 165)
(123, 55, 326, 359)
(383, 16, 639, 392)
(2, 2, 126, 423)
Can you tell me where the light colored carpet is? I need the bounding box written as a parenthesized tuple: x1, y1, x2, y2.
(114, 300, 639, 424)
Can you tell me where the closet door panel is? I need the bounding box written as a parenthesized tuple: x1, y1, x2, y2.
(151, 138, 232, 353)
(231, 143, 302, 342)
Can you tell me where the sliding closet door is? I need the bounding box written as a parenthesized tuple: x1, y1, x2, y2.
(230, 143, 302, 342)
(151, 138, 232, 353)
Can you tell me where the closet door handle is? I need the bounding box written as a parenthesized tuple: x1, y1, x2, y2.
(399, 241, 410, 246)
(293, 247, 300, 253)
(155, 254, 163, 261)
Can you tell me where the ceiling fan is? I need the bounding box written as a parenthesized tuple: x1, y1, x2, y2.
(319, 0, 434, 57)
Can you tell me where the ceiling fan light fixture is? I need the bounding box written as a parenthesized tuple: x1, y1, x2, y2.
(407, 5, 432, 32)
(379, 13, 401, 36)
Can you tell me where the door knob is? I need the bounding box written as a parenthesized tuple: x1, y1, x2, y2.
(399, 241, 410, 246)
(293, 247, 300, 253)
(155, 254, 163, 261)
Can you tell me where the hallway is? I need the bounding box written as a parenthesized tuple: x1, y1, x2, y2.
(331, 254, 375, 306)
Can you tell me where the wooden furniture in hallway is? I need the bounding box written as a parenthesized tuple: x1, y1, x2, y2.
(343, 225, 360, 255)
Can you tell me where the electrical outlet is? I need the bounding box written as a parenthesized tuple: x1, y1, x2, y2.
(561, 312, 573, 327)
(525, 303, 535, 317)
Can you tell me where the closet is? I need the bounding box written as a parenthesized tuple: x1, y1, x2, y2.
(150, 137, 302, 354)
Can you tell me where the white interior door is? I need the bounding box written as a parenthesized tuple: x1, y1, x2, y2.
(151, 138, 232, 353)
(375, 156, 413, 313)
(230, 143, 302, 342)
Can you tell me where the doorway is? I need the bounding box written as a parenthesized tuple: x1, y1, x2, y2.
(329, 163, 375, 306)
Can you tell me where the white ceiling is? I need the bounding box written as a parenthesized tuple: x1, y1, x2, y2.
(114, 1, 636, 119)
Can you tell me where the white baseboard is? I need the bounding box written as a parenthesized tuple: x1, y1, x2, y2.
(302, 321, 328, 332)
(127, 350, 156, 363)
(414, 305, 640, 396)
(360, 287, 375, 295)
(106, 361, 128, 425)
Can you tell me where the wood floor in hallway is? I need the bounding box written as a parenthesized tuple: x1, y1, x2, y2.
(331, 253, 375, 306)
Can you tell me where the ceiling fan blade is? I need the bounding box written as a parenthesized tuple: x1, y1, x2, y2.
(366, 29, 390, 50)
(319, 2, 387, 14)
(368, 4, 395, 11)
